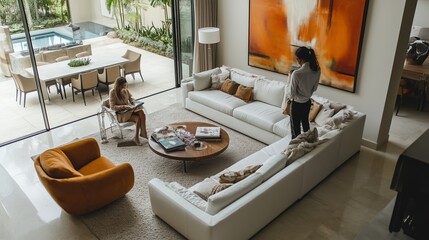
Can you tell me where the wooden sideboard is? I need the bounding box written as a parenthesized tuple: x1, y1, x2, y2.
(402, 58, 429, 111)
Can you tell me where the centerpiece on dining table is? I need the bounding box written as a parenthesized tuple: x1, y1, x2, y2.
(68, 57, 91, 67)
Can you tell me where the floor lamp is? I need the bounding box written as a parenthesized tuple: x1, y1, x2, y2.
(198, 27, 220, 69)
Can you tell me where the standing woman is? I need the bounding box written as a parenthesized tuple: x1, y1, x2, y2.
(289, 47, 321, 139)
(109, 77, 147, 145)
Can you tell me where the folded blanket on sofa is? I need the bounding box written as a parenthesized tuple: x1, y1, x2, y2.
(283, 128, 319, 164)
(324, 109, 354, 130)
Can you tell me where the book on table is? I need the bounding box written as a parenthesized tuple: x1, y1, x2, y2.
(157, 136, 186, 152)
(195, 126, 221, 139)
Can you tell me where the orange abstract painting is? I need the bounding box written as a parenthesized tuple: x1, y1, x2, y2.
(248, 0, 368, 92)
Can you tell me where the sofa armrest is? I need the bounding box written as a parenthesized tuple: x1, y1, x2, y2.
(149, 178, 212, 239)
(181, 78, 194, 107)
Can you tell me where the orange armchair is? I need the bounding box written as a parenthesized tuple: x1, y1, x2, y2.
(34, 138, 134, 215)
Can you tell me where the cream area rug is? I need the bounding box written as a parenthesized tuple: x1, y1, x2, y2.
(79, 104, 267, 239)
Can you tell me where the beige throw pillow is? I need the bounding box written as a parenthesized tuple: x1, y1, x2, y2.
(193, 68, 222, 91)
(193, 178, 218, 201)
(234, 85, 253, 102)
(219, 164, 262, 184)
(220, 79, 240, 95)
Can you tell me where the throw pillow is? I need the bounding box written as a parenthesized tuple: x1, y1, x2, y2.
(39, 149, 82, 179)
(193, 178, 218, 201)
(315, 108, 335, 126)
(329, 102, 347, 114)
(210, 72, 229, 89)
(167, 182, 207, 211)
(220, 79, 240, 95)
(193, 68, 222, 91)
(210, 183, 233, 195)
(234, 85, 253, 102)
(219, 164, 262, 184)
(308, 99, 322, 122)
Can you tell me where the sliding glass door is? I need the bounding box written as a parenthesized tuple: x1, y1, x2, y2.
(172, 0, 194, 86)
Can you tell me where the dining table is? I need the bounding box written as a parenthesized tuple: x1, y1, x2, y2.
(25, 52, 129, 102)
(402, 57, 429, 111)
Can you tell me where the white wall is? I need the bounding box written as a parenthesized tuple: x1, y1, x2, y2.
(217, 0, 416, 149)
(413, 0, 429, 27)
(69, 0, 92, 23)
(69, 0, 168, 29)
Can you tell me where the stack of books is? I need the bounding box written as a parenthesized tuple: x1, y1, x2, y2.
(195, 126, 221, 141)
(151, 126, 186, 152)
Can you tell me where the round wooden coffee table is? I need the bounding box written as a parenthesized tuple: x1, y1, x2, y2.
(148, 122, 229, 172)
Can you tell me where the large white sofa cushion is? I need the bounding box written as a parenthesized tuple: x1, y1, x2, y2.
(273, 117, 291, 137)
(233, 102, 286, 132)
(230, 68, 264, 87)
(256, 154, 287, 181)
(253, 78, 286, 107)
(206, 172, 264, 215)
(188, 90, 246, 116)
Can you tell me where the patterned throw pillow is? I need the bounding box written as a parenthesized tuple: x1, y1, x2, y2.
(210, 72, 229, 89)
(219, 164, 262, 184)
(220, 79, 240, 95)
(234, 85, 253, 102)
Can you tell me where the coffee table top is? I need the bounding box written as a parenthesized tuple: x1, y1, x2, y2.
(148, 122, 229, 161)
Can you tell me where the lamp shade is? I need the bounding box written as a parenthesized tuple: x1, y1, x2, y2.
(198, 27, 220, 44)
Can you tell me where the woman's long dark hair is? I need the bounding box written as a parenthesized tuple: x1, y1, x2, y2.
(113, 77, 127, 102)
(295, 47, 320, 72)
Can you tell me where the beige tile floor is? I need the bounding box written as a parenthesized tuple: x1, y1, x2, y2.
(0, 36, 181, 144)
(0, 92, 428, 239)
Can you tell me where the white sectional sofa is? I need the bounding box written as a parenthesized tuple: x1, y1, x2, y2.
(149, 67, 366, 240)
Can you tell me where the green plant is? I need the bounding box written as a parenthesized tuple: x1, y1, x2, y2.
(68, 57, 91, 67)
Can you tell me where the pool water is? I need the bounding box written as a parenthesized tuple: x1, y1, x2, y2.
(11, 22, 112, 52)
(12, 32, 73, 52)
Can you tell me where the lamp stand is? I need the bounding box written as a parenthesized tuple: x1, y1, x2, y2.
(207, 44, 213, 69)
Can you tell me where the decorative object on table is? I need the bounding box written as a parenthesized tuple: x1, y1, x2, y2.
(189, 140, 207, 151)
(68, 57, 91, 67)
(195, 126, 221, 141)
(248, 0, 368, 92)
(174, 126, 196, 145)
(406, 40, 429, 65)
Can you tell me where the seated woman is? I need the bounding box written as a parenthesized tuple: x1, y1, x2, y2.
(109, 77, 147, 145)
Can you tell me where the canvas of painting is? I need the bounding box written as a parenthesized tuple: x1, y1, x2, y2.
(248, 0, 369, 92)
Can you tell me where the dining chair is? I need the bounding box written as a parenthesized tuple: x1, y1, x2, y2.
(98, 64, 120, 93)
(75, 51, 90, 58)
(55, 56, 76, 99)
(71, 70, 102, 106)
(36, 61, 62, 100)
(11, 72, 37, 107)
(121, 49, 144, 82)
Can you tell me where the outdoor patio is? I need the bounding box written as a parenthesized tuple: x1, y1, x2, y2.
(0, 36, 180, 144)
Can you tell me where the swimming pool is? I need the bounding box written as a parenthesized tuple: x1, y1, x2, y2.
(11, 22, 113, 52)
(12, 32, 73, 52)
